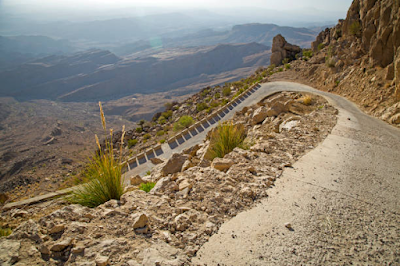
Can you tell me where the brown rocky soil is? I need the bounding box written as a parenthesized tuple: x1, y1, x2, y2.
(0, 91, 337, 265)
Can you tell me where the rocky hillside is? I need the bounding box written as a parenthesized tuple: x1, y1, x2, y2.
(268, 0, 400, 126)
(0, 91, 337, 265)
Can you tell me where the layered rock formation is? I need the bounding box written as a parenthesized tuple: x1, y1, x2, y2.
(270, 34, 301, 66)
(272, 0, 400, 125)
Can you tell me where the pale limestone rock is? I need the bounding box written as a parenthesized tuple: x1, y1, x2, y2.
(151, 176, 171, 193)
(8, 219, 42, 243)
(252, 107, 268, 125)
(390, 113, 400, 124)
(175, 214, 190, 231)
(130, 213, 149, 229)
(95, 255, 109, 266)
(178, 180, 192, 191)
(0, 240, 20, 265)
(211, 158, 234, 172)
(11, 209, 28, 218)
(50, 237, 72, 252)
(49, 224, 65, 234)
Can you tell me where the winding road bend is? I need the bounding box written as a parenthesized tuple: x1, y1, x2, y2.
(192, 81, 400, 265)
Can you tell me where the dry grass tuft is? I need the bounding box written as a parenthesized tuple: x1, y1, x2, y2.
(67, 102, 125, 207)
(207, 122, 246, 160)
(299, 95, 313, 106)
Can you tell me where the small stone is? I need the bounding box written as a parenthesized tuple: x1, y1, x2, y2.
(178, 180, 192, 191)
(211, 158, 234, 172)
(284, 222, 292, 229)
(130, 175, 144, 186)
(49, 224, 65, 234)
(95, 255, 109, 266)
(71, 245, 85, 254)
(130, 213, 149, 229)
(50, 238, 72, 252)
(11, 209, 29, 218)
(150, 157, 164, 165)
(39, 245, 50, 255)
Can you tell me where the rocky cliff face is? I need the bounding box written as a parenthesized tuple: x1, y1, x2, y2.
(311, 0, 400, 99)
(270, 0, 400, 126)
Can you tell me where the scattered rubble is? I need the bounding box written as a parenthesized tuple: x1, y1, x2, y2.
(0, 91, 337, 265)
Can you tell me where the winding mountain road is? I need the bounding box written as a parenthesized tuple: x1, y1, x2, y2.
(192, 82, 400, 265)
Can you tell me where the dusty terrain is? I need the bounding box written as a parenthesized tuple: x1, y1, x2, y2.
(0, 98, 136, 202)
(194, 83, 400, 265)
(0, 90, 337, 265)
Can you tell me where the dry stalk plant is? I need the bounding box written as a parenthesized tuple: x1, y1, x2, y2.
(67, 102, 126, 207)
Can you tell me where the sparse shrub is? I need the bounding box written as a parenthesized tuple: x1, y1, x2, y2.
(136, 127, 142, 133)
(201, 89, 210, 97)
(278, 68, 283, 72)
(143, 133, 151, 140)
(139, 182, 156, 193)
(268, 64, 276, 71)
(127, 139, 138, 148)
(0, 227, 12, 237)
(173, 115, 194, 131)
(207, 122, 246, 160)
(145, 170, 151, 176)
(221, 99, 229, 105)
(334, 80, 340, 87)
(325, 46, 336, 67)
(284, 64, 291, 69)
(299, 95, 312, 106)
(160, 139, 166, 144)
(162, 110, 173, 119)
(302, 49, 313, 60)
(67, 102, 125, 208)
(215, 93, 220, 99)
(282, 58, 290, 64)
(350, 21, 361, 37)
(317, 43, 325, 51)
(210, 101, 219, 108)
(197, 102, 208, 112)
(158, 116, 167, 125)
(156, 130, 165, 136)
(222, 87, 231, 97)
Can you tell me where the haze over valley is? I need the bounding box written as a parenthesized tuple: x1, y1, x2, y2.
(0, 0, 352, 198)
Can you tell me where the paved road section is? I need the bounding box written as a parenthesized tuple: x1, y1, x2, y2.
(193, 82, 400, 265)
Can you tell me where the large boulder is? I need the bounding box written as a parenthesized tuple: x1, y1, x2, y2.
(270, 34, 301, 66)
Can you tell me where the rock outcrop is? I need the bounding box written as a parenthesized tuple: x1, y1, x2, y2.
(270, 34, 301, 66)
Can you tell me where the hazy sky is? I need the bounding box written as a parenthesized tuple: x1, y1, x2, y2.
(1, 0, 353, 13)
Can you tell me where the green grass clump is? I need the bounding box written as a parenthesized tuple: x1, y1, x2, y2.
(143, 134, 151, 140)
(0, 227, 12, 237)
(284, 63, 291, 69)
(136, 127, 142, 133)
(222, 87, 231, 97)
(317, 43, 325, 51)
(197, 102, 208, 112)
(302, 49, 313, 60)
(139, 182, 156, 193)
(207, 122, 246, 160)
(173, 115, 194, 131)
(67, 102, 125, 208)
(349, 21, 361, 36)
(128, 139, 138, 148)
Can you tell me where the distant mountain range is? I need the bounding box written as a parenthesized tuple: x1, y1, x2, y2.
(0, 43, 270, 102)
(113, 23, 318, 56)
